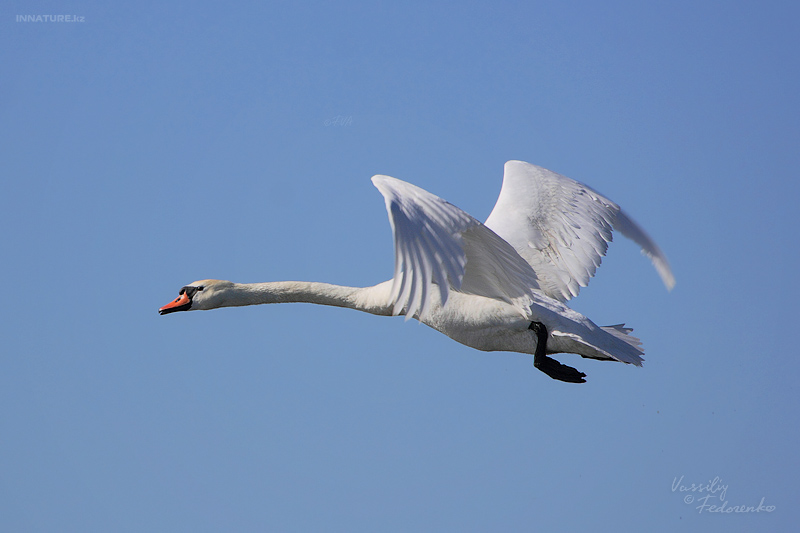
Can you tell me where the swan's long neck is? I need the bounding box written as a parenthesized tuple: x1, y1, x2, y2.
(211, 280, 395, 316)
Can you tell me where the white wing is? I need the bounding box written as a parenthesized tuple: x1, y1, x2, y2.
(485, 161, 675, 302)
(372, 175, 540, 320)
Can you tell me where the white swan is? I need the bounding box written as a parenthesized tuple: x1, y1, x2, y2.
(160, 160, 674, 382)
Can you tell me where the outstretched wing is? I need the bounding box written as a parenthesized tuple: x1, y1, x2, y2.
(372, 175, 539, 320)
(484, 161, 675, 302)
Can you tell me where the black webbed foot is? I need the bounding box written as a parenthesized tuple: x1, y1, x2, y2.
(533, 354, 587, 383)
(529, 321, 587, 384)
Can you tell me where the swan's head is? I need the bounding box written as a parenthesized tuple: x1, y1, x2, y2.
(158, 279, 232, 315)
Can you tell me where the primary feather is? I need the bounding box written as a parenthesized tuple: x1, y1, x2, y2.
(485, 161, 674, 302)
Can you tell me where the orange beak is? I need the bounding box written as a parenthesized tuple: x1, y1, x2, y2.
(159, 292, 191, 315)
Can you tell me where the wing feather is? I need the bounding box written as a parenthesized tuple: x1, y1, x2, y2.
(372, 175, 539, 319)
(485, 161, 674, 301)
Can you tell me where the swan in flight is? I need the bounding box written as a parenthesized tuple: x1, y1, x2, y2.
(160, 161, 674, 383)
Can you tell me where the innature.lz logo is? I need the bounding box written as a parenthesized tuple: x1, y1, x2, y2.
(16, 15, 86, 23)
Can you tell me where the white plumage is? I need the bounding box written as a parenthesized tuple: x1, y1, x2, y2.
(161, 160, 673, 383)
(485, 161, 674, 301)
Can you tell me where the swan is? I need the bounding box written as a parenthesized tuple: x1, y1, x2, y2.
(159, 160, 674, 383)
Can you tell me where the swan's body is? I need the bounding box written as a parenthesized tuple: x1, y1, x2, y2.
(160, 161, 674, 382)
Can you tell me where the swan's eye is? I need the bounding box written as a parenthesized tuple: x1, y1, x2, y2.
(196, 286, 204, 291)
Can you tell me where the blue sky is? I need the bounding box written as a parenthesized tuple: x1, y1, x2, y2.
(2, 1, 798, 531)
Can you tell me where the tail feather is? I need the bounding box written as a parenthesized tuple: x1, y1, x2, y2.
(602, 324, 643, 349)
(599, 324, 644, 365)
(551, 323, 644, 366)
(531, 293, 647, 367)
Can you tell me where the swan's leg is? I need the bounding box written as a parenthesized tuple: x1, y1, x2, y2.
(529, 322, 587, 384)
